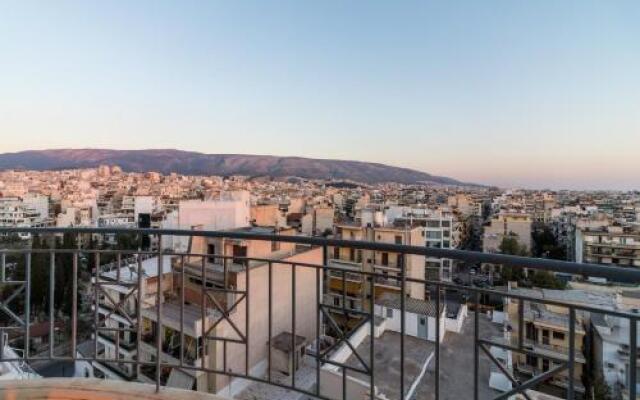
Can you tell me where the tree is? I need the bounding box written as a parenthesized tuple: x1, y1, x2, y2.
(499, 234, 530, 257)
(530, 270, 566, 290)
(532, 227, 566, 260)
(499, 234, 529, 281)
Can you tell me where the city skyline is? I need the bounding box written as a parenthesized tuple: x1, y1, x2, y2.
(2, 1, 639, 190)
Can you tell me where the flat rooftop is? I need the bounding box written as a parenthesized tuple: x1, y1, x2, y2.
(344, 331, 434, 400)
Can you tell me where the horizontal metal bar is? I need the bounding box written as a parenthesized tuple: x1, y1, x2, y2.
(1, 227, 637, 283)
(478, 339, 568, 364)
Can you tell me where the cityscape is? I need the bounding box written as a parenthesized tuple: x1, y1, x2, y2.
(0, 164, 638, 400)
(1, 2, 639, 400)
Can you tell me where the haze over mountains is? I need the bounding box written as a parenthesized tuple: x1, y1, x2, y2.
(0, 149, 478, 186)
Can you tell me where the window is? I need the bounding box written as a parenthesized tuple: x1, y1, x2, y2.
(333, 247, 340, 259)
(381, 253, 389, 266)
(386, 308, 393, 318)
(552, 331, 565, 341)
(395, 235, 402, 244)
(526, 355, 538, 367)
(207, 244, 215, 263)
(525, 322, 536, 341)
(542, 329, 550, 345)
(426, 231, 442, 239)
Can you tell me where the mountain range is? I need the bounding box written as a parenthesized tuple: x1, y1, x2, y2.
(0, 149, 478, 186)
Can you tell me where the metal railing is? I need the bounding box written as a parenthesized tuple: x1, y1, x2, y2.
(0, 227, 639, 400)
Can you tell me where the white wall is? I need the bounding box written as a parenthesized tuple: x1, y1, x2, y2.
(446, 305, 468, 334)
(134, 196, 154, 222)
(374, 305, 445, 343)
(321, 320, 384, 400)
(176, 194, 250, 251)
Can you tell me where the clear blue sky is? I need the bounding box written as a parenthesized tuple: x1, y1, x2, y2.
(1, 1, 639, 189)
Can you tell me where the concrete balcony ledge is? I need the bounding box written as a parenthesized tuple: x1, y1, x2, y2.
(0, 378, 225, 400)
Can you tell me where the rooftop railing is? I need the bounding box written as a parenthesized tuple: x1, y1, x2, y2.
(0, 227, 639, 400)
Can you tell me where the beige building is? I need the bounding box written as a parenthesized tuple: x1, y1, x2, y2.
(575, 225, 640, 268)
(164, 226, 322, 396)
(483, 213, 533, 254)
(505, 288, 587, 397)
(300, 205, 334, 236)
(86, 227, 321, 397)
(250, 203, 285, 227)
(326, 223, 426, 323)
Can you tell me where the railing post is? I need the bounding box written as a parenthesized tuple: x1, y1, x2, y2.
(474, 290, 479, 400)
(136, 256, 143, 379)
(268, 261, 273, 382)
(71, 244, 78, 360)
(517, 299, 523, 351)
(155, 234, 163, 392)
(49, 242, 55, 359)
(291, 263, 297, 388)
(315, 244, 326, 397)
(246, 253, 251, 378)
(94, 253, 100, 363)
(366, 270, 374, 399)
(200, 256, 206, 372)
(180, 255, 185, 367)
(400, 253, 406, 400)
(631, 316, 637, 400)
(25, 252, 31, 359)
(567, 307, 575, 400)
(435, 283, 440, 400)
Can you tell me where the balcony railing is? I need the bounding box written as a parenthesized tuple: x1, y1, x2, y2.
(0, 227, 639, 400)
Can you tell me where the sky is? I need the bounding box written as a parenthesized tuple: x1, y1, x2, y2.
(1, 1, 639, 190)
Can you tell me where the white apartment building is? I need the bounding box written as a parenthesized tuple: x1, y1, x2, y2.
(0, 197, 50, 239)
(385, 206, 461, 281)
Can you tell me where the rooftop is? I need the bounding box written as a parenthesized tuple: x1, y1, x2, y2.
(344, 331, 434, 399)
(376, 292, 444, 317)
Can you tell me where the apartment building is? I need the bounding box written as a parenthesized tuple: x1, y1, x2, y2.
(158, 226, 320, 395)
(79, 255, 173, 381)
(483, 212, 533, 254)
(386, 206, 462, 282)
(504, 287, 598, 397)
(575, 224, 640, 269)
(0, 196, 50, 238)
(83, 226, 322, 396)
(175, 191, 251, 251)
(300, 205, 334, 236)
(591, 291, 640, 399)
(327, 221, 426, 321)
(592, 312, 640, 399)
